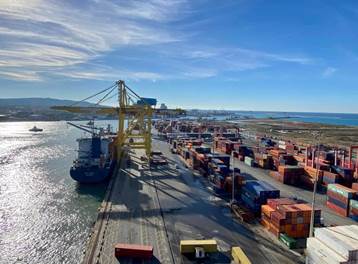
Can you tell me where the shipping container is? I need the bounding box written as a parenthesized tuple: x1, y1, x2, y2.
(314, 226, 358, 260)
(322, 171, 341, 185)
(352, 182, 358, 192)
(279, 233, 297, 249)
(327, 184, 357, 199)
(244, 156, 255, 167)
(231, 247, 252, 264)
(241, 181, 280, 214)
(349, 199, 358, 221)
(180, 240, 217, 254)
(306, 237, 348, 264)
(114, 243, 153, 259)
(261, 199, 320, 239)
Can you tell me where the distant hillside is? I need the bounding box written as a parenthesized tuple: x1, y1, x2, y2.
(0, 98, 96, 108)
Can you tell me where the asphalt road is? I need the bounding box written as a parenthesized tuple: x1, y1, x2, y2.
(152, 139, 303, 264)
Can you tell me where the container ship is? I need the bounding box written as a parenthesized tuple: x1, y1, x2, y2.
(68, 122, 116, 183)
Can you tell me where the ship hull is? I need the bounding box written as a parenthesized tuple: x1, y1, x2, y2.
(70, 166, 110, 183)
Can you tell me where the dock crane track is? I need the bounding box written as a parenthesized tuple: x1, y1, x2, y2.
(82, 163, 120, 264)
(150, 165, 177, 264)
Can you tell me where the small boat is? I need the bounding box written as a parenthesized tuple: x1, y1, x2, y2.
(29, 126, 43, 132)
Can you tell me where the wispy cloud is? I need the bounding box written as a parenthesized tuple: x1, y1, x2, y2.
(0, 70, 41, 81)
(0, 0, 315, 83)
(322, 67, 337, 77)
(56, 67, 165, 82)
(0, 0, 185, 81)
(177, 46, 312, 76)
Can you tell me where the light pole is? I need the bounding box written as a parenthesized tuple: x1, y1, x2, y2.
(309, 133, 321, 237)
(231, 151, 235, 204)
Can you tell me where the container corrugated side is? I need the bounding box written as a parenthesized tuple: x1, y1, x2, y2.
(315, 227, 358, 260)
(231, 247, 251, 264)
(306, 237, 348, 264)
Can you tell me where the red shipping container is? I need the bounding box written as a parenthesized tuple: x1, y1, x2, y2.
(352, 182, 358, 192)
(326, 201, 348, 217)
(327, 190, 350, 205)
(267, 198, 296, 209)
(270, 211, 285, 227)
(115, 244, 153, 259)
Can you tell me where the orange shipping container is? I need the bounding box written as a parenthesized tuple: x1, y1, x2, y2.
(261, 205, 275, 218)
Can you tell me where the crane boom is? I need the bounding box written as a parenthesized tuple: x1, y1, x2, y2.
(52, 80, 186, 161)
(67, 122, 96, 135)
(52, 106, 117, 115)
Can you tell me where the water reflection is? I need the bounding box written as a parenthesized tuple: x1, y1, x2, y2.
(0, 120, 118, 264)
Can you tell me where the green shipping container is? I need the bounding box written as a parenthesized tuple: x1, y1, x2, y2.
(327, 184, 356, 199)
(350, 199, 358, 209)
(279, 233, 297, 249)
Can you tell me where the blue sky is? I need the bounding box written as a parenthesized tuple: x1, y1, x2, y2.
(0, 0, 358, 113)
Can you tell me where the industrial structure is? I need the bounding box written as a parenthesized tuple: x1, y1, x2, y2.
(53, 80, 185, 160)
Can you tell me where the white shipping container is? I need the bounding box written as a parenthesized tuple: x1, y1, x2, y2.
(279, 144, 286, 150)
(332, 225, 358, 239)
(315, 226, 358, 260)
(306, 237, 350, 264)
(244, 157, 254, 166)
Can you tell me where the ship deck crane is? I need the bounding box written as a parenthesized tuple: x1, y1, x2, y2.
(52, 80, 185, 161)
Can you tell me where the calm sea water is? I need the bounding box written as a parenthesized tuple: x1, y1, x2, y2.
(0, 120, 117, 264)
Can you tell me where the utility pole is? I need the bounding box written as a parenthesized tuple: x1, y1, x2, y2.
(309, 133, 321, 237)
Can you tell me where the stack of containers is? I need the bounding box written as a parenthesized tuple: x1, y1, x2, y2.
(306, 225, 358, 264)
(332, 166, 354, 187)
(277, 165, 304, 185)
(349, 199, 358, 221)
(326, 184, 357, 217)
(279, 154, 296, 166)
(261, 198, 321, 239)
(261, 198, 296, 229)
(233, 145, 248, 161)
(255, 153, 273, 169)
(293, 153, 305, 165)
(241, 181, 280, 214)
(223, 174, 244, 195)
(322, 171, 341, 186)
(269, 149, 287, 170)
(301, 166, 323, 189)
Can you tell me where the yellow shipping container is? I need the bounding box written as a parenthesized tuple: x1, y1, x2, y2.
(179, 240, 217, 254)
(232, 247, 251, 264)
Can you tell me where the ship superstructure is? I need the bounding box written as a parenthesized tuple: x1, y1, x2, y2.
(68, 122, 115, 183)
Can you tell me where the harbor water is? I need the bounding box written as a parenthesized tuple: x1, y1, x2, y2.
(0, 121, 117, 264)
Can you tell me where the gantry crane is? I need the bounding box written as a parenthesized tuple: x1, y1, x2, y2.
(52, 80, 185, 161)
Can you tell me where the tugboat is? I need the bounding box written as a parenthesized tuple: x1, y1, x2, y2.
(68, 122, 116, 183)
(29, 126, 43, 132)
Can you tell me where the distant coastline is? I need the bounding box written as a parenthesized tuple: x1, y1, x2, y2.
(188, 110, 358, 127)
(1, 98, 357, 126)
